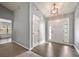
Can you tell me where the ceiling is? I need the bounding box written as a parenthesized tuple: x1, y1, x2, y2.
(0, 2, 78, 17)
(0, 2, 21, 11)
(34, 2, 77, 17)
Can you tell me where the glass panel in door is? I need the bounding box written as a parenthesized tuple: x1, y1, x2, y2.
(32, 15, 40, 47)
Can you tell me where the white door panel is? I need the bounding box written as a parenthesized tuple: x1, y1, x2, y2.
(48, 18, 69, 44)
(32, 15, 40, 47)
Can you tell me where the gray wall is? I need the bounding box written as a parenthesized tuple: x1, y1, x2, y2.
(46, 12, 74, 45)
(74, 3, 79, 52)
(0, 4, 13, 20)
(13, 3, 30, 49)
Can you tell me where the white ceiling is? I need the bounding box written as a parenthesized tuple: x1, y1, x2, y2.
(0, 2, 78, 17)
(0, 2, 21, 11)
(34, 2, 77, 17)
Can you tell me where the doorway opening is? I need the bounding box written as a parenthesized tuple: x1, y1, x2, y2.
(0, 18, 12, 44)
(32, 14, 45, 48)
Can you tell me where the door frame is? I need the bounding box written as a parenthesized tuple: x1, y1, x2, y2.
(46, 18, 71, 45)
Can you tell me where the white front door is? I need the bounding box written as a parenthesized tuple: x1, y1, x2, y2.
(48, 18, 69, 44)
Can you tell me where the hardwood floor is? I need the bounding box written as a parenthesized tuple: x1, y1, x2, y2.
(32, 42, 79, 57)
(0, 42, 28, 57)
(0, 42, 79, 57)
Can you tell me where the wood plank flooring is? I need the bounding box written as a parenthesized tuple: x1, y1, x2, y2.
(0, 42, 79, 57)
(0, 42, 28, 57)
(32, 42, 79, 57)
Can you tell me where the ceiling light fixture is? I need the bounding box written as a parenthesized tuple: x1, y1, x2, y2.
(50, 3, 58, 15)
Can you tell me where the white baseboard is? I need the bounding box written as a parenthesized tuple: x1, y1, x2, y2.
(29, 42, 46, 50)
(30, 41, 74, 50)
(29, 47, 34, 50)
(48, 40, 74, 46)
(74, 45, 79, 54)
(13, 41, 29, 50)
(0, 38, 12, 44)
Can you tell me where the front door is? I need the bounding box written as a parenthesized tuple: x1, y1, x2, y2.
(48, 18, 69, 44)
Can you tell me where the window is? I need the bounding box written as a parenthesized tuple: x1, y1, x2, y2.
(49, 24, 52, 40)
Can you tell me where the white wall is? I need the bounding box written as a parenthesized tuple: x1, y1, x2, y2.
(74, 3, 79, 52)
(13, 3, 30, 49)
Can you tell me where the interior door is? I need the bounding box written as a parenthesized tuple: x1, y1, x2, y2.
(48, 18, 69, 44)
(32, 15, 40, 47)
